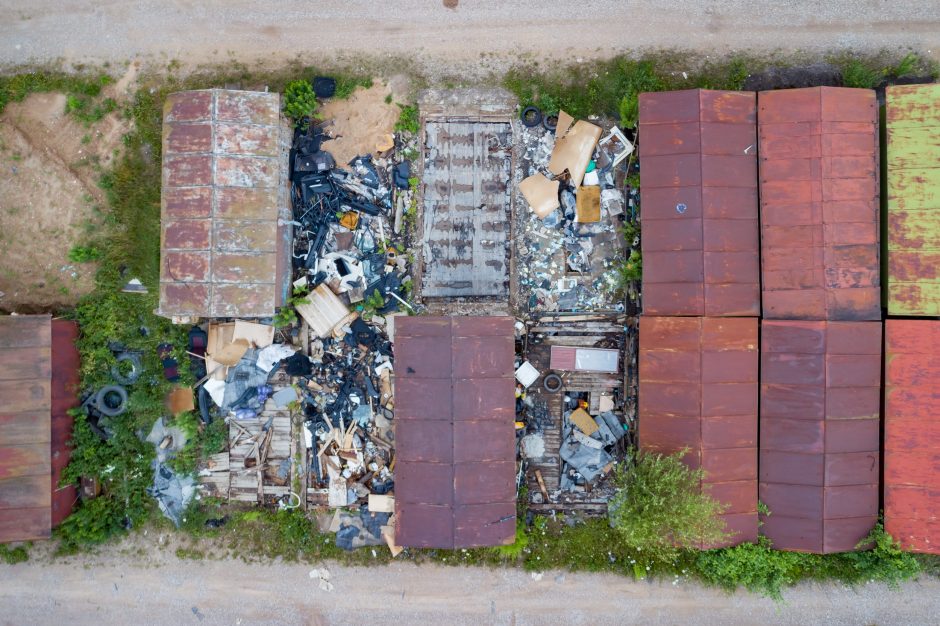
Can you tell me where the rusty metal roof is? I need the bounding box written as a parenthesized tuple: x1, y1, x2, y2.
(759, 320, 880, 553)
(886, 84, 940, 316)
(758, 87, 881, 320)
(638, 89, 760, 317)
(50, 320, 79, 526)
(159, 89, 291, 319)
(638, 316, 758, 546)
(0, 315, 52, 542)
(394, 316, 516, 548)
(419, 120, 512, 298)
(885, 320, 940, 554)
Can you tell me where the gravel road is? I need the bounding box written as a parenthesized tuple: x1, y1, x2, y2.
(1, 552, 939, 625)
(1, 0, 939, 76)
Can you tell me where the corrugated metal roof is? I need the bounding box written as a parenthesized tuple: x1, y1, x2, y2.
(886, 84, 940, 316)
(0, 315, 52, 542)
(638, 316, 758, 546)
(885, 319, 940, 554)
(638, 89, 760, 317)
(159, 89, 291, 319)
(50, 320, 79, 526)
(420, 120, 511, 298)
(394, 316, 516, 548)
(759, 320, 880, 553)
(758, 87, 881, 320)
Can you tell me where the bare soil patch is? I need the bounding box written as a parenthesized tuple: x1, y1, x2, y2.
(0, 67, 136, 312)
(319, 82, 403, 166)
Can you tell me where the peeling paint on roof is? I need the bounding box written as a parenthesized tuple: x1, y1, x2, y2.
(886, 84, 940, 316)
(758, 87, 881, 321)
(159, 89, 291, 319)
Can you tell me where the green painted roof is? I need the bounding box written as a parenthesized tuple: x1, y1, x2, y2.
(886, 83, 940, 316)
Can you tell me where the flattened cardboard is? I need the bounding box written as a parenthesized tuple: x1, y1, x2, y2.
(206, 323, 235, 380)
(233, 320, 275, 348)
(575, 185, 601, 223)
(519, 173, 560, 218)
(165, 385, 195, 415)
(548, 111, 602, 187)
(213, 338, 249, 367)
(368, 493, 395, 513)
(569, 407, 599, 436)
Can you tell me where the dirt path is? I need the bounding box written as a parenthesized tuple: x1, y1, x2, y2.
(2, 1, 939, 77)
(1, 551, 939, 625)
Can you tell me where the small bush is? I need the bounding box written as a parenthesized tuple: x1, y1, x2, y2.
(608, 449, 729, 561)
(283, 80, 318, 123)
(395, 104, 420, 135)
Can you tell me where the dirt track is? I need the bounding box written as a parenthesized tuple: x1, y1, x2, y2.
(1, 551, 940, 626)
(2, 1, 940, 76)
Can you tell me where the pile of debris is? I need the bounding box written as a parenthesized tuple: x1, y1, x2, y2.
(514, 110, 636, 313)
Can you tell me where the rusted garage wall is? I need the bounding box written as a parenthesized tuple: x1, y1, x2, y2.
(885, 320, 940, 554)
(639, 89, 760, 317)
(639, 316, 758, 546)
(159, 89, 291, 319)
(759, 320, 880, 553)
(394, 316, 516, 549)
(758, 87, 880, 321)
(886, 84, 940, 316)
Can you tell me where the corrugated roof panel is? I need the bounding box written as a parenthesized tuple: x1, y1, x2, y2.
(886, 84, 940, 315)
(758, 87, 881, 320)
(639, 316, 758, 546)
(885, 319, 940, 554)
(0, 315, 52, 543)
(394, 316, 516, 549)
(639, 89, 759, 317)
(158, 90, 291, 319)
(759, 320, 880, 554)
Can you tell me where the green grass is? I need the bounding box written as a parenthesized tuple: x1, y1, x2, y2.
(395, 104, 419, 134)
(0, 543, 30, 564)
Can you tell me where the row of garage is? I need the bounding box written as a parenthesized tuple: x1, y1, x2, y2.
(637, 83, 940, 554)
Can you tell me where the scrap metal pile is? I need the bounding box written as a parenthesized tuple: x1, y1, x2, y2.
(514, 109, 638, 313)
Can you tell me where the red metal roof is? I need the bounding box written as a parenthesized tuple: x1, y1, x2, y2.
(638, 316, 758, 546)
(394, 316, 516, 548)
(758, 87, 881, 320)
(50, 320, 79, 526)
(759, 320, 880, 553)
(0, 315, 52, 542)
(639, 89, 760, 317)
(885, 320, 940, 554)
(159, 90, 291, 319)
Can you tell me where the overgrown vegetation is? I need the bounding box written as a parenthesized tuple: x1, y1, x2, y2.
(608, 449, 729, 560)
(394, 104, 419, 134)
(0, 543, 29, 564)
(67, 245, 103, 263)
(283, 79, 318, 125)
(272, 284, 311, 328)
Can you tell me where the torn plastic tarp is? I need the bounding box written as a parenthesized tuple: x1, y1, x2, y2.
(222, 349, 274, 411)
(559, 438, 612, 482)
(149, 462, 196, 527)
(334, 506, 391, 551)
(145, 416, 190, 463)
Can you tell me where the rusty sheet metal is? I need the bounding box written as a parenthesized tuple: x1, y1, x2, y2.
(394, 316, 516, 549)
(639, 89, 759, 317)
(420, 120, 511, 298)
(50, 320, 79, 527)
(639, 316, 758, 546)
(886, 84, 940, 315)
(885, 320, 940, 554)
(0, 315, 52, 542)
(758, 87, 881, 320)
(759, 320, 880, 553)
(159, 90, 292, 319)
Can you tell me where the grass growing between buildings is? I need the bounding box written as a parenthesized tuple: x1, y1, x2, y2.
(1, 52, 936, 597)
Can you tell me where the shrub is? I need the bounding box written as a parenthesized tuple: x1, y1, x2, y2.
(395, 104, 419, 135)
(608, 449, 729, 560)
(283, 80, 318, 124)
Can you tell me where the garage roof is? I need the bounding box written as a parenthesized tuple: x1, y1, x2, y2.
(759, 320, 881, 553)
(639, 89, 760, 317)
(886, 84, 940, 315)
(158, 89, 291, 320)
(394, 316, 516, 548)
(758, 87, 880, 320)
(885, 320, 940, 554)
(639, 316, 759, 546)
